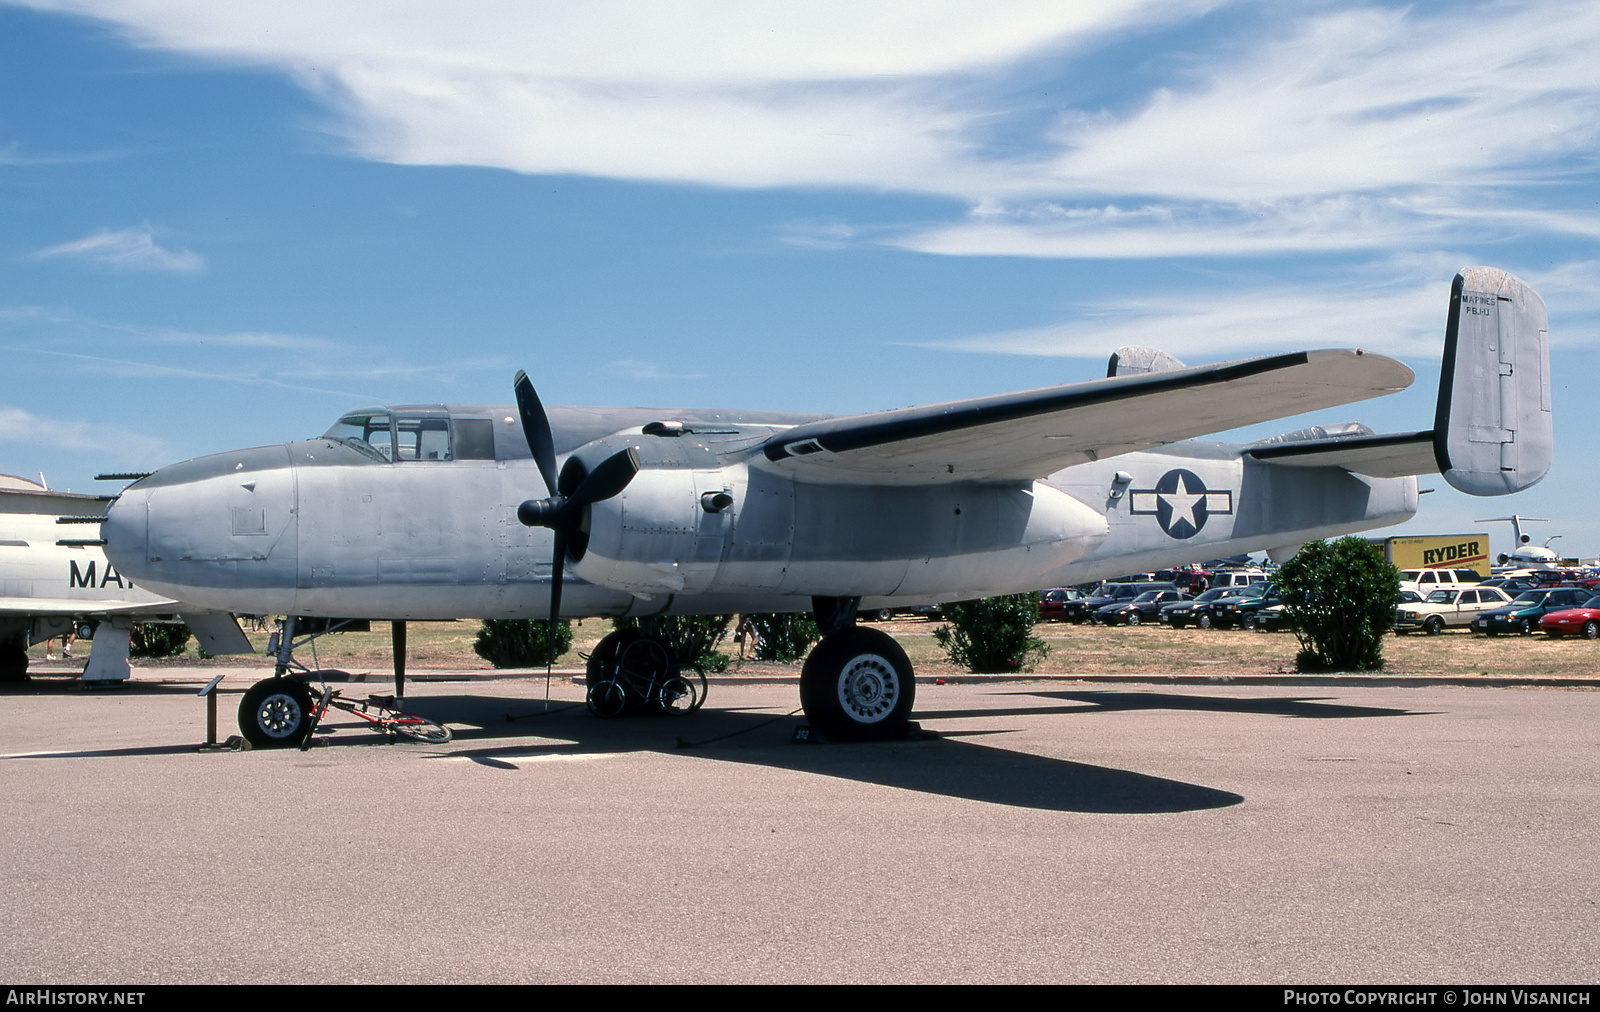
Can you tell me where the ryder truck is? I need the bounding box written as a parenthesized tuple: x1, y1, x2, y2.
(1369, 534, 1492, 579)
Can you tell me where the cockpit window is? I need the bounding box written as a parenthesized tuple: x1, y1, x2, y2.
(394, 414, 451, 461)
(325, 410, 495, 463)
(324, 412, 394, 462)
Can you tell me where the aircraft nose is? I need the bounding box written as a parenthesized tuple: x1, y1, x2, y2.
(101, 485, 150, 583)
(96, 444, 300, 610)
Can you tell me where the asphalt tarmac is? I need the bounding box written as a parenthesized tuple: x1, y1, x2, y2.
(2, 672, 1596, 984)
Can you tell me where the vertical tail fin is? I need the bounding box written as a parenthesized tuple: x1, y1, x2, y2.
(1433, 267, 1551, 496)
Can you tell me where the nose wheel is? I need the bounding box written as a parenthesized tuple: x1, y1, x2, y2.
(799, 626, 915, 741)
(239, 676, 313, 748)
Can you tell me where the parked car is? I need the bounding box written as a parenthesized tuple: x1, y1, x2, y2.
(1058, 581, 1177, 623)
(1251, 602, 1297, 632)
(1038, 588, 1087, 622)
(1395, 586, 1513, 634)
(1474, 587, 1594, 636)
(1539, 595, 1600, 638)
(1480, 576, 1542, 595)
(860, 605, 944, 621)
(1209, 569, 1269, 591)
(1159, 587, 1244, 629)
(1094, 590, 1190, 626)
(1210, 583, 1281, 629)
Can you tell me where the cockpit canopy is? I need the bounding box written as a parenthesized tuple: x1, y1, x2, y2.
(323, 408, 498, 463)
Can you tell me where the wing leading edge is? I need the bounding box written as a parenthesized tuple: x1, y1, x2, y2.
(759, 349, 1413, 484)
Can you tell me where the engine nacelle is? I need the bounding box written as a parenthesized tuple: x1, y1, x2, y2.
(566, 433, 732, 596)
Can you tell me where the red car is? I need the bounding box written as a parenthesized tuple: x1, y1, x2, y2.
(1539, 595, 1600, 639)
(1039, 588, 1086, 622)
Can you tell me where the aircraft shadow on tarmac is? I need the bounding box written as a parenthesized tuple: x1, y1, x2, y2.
(5, 684, 1433, 814)
(391, 693, 1246, 815)
(925, 689, 1431, 722)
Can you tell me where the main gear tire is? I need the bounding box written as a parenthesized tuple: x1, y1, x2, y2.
(799, 626, 915, 742)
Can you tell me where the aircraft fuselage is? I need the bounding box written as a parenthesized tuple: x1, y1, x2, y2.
(101, 404, 1417, 620)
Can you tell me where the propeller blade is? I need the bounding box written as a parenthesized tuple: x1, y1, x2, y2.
(557, 455, 587, 498)
(569, 447, 641, 507)
(514, 370, 559, 498)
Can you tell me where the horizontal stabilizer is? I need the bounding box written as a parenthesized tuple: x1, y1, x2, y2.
(1107, 347, 1187, 377)
(1434, 267, 1551, 495)
(1248, 430, 1437, 479)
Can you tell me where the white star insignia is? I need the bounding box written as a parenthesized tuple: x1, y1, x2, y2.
(1158, 473, 1205, 531)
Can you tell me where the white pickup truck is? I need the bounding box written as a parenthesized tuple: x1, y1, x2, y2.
(1396, 568, 1483, 597)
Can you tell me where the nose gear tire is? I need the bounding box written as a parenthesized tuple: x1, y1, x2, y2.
(239, 677, 313, 748)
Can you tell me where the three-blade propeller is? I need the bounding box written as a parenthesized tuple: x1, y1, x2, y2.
(513, 371, 641, 633)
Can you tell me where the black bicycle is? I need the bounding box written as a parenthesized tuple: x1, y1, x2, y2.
(586, 636, 706, 718)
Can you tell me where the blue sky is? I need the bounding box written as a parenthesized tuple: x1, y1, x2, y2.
(2, 1, 1597, 560)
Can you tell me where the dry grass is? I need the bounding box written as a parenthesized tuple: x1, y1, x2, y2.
(42, 614, 1599, 681)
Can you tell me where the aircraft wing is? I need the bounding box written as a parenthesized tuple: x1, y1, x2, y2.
(0, 598, 175, 616)
(759, 349, 1413, 484)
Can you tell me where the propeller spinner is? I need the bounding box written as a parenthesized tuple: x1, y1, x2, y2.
(513, 371, 641, 631)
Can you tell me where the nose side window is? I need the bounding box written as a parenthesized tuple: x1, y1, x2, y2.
(454, 418, 495, 460)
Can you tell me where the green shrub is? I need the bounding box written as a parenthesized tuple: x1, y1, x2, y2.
(748, 613, 820, 662)
(934, 593, 1048, 673)
(611, 614, 732, 669)
(1276, 537, 1400, 672)
(129, 623, 191, 659)
(474, 619, 573, 668)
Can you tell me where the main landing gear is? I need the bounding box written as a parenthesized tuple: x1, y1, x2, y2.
(581, 599, 918, 741)
(797, 596, 916, 741)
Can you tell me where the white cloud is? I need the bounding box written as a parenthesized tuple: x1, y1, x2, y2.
(0, 403, 173, 461)
(918, 275, 1453, 361)
(13, 1, 1600, 259)
(145, 328, 333, 351)
(17, 1, 1184, 83)
(30, 226, 204, 272)
(1040, 5, 1600, 203)
(894, 196, 1461, 258)
(0, 306, 503, 399)
(608, 358, 704, 381)
(9, 1, 1205, 193)
(778, 221, 862, 249)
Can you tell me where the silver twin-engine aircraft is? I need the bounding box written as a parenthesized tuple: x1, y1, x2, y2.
(97, 267, 1552, 745)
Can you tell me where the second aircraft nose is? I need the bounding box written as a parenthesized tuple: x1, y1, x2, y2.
(101, 483, 150, 586)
